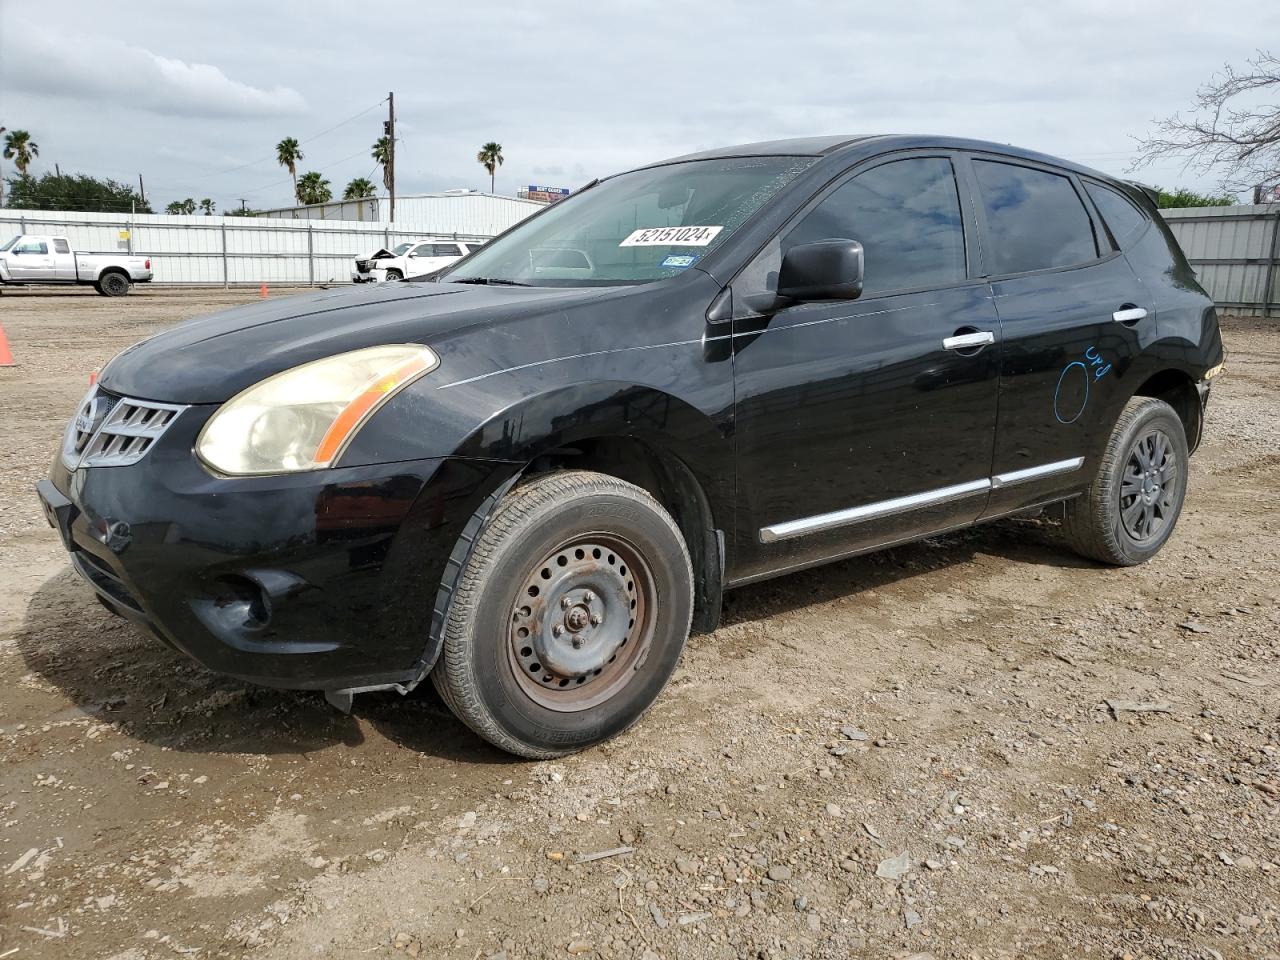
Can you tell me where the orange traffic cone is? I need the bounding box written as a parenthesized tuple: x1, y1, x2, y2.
(259, 283, 269, 299)
(0, 321, 14, 367)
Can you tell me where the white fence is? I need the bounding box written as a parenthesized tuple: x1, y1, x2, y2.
(7, 203, 1275, 310)
(1161, 205, 1280, 317)
(0, 209, 506, 287)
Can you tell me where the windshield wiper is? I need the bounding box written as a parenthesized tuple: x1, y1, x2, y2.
(450, 276, 532, 287)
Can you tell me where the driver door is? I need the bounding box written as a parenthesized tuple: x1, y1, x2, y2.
(728, 154, 1002, 583)
(9, 238, 54, 280)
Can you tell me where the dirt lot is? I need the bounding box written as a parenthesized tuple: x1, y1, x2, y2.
(1, 288, 1277, 960)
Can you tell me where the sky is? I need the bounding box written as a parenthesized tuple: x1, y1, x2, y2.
(1, 0, 1275, 212)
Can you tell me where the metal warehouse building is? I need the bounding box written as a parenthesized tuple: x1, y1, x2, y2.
(254, 191, 544, 236)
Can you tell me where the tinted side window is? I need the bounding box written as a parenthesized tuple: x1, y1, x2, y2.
(1084, 181, 1149, 246)
(53, 239, 71, 254)
(783, 157, 966, 296)
(17, 240, 48, 254)
(973, 160, 1098, 274)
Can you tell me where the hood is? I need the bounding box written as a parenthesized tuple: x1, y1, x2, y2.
(99, 281, 607, 404)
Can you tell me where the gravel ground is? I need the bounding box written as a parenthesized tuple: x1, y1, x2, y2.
(1, 288, 1277, 960)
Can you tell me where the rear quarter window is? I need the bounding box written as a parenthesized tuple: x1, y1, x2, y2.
(1084, 181, 1151, 247)
(972, 159, 1099, 275)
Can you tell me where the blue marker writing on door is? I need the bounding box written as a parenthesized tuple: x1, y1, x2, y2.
(1054, 345, 1112, 424)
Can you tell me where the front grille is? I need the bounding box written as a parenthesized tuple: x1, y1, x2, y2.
(62, 386, 187, 469)
(355, 259, 373, 272)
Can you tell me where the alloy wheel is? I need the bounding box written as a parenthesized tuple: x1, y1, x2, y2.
(1119, 427, 1179, 542)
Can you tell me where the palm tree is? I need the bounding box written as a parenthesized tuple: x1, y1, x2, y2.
(199, 198, 215, 216)
(296, 171, 332, 206)
(166, 198, 197, 215)
(276, 137, 304, 203)
(476, 142, 503, 193)
(343, 177, 377, 200)
(371, 136, 392, 189)
(3, 129, 39, 175)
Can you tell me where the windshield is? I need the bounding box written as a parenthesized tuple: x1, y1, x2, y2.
(390, 242, 414, 256)
(441, 156, 816, 286)
(0, 236, 17, 252)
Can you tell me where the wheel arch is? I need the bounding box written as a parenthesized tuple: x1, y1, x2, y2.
(1130, 367, 1202, 453)
(381, 379, 733, 688)
(521, 435, 725, 635)
(458, 380, 731, 635)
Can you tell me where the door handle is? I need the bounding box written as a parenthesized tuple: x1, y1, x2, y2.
(1113, 307, 1148, 324)
(942, 330, 995, 351)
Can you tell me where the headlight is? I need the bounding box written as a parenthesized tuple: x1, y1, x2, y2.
(196, 344, 438, 476)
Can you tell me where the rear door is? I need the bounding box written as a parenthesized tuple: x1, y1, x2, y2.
(51, 238, 77, 279)
(729, 153, 1001, 583)
(962, 155, 1155, 518)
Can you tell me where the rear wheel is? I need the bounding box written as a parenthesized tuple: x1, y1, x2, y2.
(96, 272, 131, 297)
(1063, 397, 1188, 565)
(431, 471, 693, 758)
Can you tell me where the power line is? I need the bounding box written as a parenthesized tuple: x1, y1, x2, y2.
(234, 145, 376, 200)
(196, 99, 388, 179)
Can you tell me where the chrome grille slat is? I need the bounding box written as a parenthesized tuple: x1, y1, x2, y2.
(61, 387, 187, 469)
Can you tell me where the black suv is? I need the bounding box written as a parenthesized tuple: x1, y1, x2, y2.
(38, 135, 1223, 758)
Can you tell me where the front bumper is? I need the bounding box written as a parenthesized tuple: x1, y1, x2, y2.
(351, 268, 388, 283)
(38, 404, 514, 691)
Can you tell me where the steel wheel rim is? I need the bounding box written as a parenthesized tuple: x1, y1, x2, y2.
(508, 533, 656, 713)
(104, 275, 126, 294)
(1119, 426, 1179, 542)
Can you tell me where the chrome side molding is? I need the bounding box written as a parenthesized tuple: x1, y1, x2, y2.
(759, 456, 1085, 543)
(760, 478, 991, 544)
(990, 456, 1084, 489)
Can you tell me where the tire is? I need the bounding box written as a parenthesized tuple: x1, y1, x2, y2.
(431, 470, 693, 758)
(384, 269, 403, 282)
(97, 272, 131, 297)
(1063, 397, 1189, 565)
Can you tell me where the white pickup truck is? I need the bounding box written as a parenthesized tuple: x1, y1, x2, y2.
(352, 239, 481, 283)
(0, 234, 154, 296)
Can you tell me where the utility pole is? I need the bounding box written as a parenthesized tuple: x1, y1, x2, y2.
(386, 91, 396, 223)
(55, 163, 62, 178)
(138, 174, 147, 207)
(0, 126, 6, 209)
(237, 198, 249, 213)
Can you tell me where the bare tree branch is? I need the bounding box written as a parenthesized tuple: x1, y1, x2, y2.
(1130, 50, 1280, 194)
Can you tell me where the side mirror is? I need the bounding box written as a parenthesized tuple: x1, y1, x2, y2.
(777, 239, 864, 301)
(408, 251, 420, 258)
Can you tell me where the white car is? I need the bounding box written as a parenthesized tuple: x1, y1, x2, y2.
(352, 239, 482, 283)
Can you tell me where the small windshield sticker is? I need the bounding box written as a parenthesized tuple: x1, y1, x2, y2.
(619, 225, 723, 247)
(661, 255, 699, 269)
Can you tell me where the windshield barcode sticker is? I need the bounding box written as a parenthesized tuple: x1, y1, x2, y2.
(619, 225, 723, 247)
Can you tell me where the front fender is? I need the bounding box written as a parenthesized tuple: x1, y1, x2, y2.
(345, 378, 735, 529)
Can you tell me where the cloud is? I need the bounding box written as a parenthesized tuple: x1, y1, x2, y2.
(2, 0, 1276, 208)
(2, 19, 306, 118)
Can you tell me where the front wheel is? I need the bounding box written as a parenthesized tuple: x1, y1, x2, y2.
(96, 273, 131, 297)
(1063, 397, 1189, 565)
(383, 269, 403, 282)
(431, 471, 693, 758)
